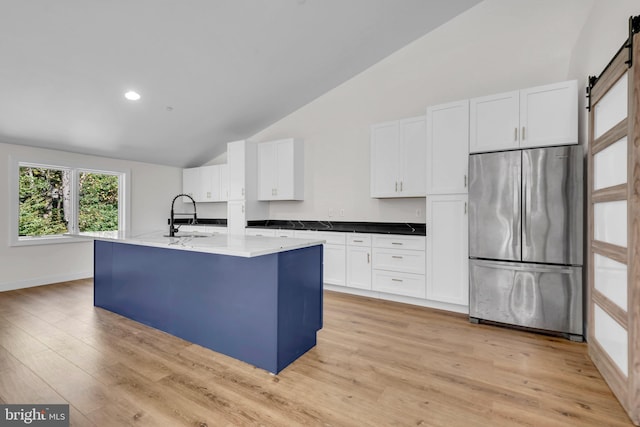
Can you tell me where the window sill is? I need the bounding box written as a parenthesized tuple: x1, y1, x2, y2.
(10, 235, 93, 247)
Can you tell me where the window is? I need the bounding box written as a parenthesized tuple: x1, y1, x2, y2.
(10, 158, 128, 246)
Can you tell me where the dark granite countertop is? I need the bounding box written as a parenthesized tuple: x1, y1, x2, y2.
(247, 220, 425, 236)
(171, 218, 227, 227)
(169, 218, 426, 235)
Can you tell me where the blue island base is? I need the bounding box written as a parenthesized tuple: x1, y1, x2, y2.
(94, 241, 323, 374)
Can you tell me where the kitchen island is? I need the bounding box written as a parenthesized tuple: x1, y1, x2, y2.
(72, 231, 324, 374)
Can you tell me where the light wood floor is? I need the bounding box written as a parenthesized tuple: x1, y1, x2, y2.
(0, 279, 632, 426)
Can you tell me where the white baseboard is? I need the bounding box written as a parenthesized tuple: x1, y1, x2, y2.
(0, 271, 93, 292)
(324, 283, 469, 315)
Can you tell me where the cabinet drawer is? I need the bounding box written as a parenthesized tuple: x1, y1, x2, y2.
(245, 228, 276, 237)
(372, 234, 425, 251)
(372, 270, 425, 298)
(372, 248, 425, 274)
(275, 229, 295, 238)
(347, 234, 371, 247)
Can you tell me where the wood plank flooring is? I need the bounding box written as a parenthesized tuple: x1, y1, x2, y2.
(0, 279, 632, 426)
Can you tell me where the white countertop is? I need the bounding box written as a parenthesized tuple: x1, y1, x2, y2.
(67, 230, 325, 258)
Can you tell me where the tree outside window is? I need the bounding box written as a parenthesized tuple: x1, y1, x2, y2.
(19, 165, 120, 238)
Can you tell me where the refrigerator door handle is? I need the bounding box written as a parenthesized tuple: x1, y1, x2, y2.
(513, 166, 521, 256)
(471, 259, 575, 274)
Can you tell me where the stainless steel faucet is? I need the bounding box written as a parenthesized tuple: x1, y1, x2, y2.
(169, 194, 197, 237)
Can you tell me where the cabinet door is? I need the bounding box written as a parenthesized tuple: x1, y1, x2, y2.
(519, 80, 578, 148)
(200, 165, 218, 202)
(324, 244, 346, 286)
(426, 195, 469, 307)
(399, 116, 426, 197)
(427, 100, 469, 194)
(370, 121, 400, 198)
(218, 164, 229, 201)
(470, 90, 519, 153)
(182, 168, 201, 202)
(347, 246, 372, 290)
(227, 141, 245, 201)
(226, 201, 246, 235)
(275, 140, 294, 199)
(257, 142, 276, 200)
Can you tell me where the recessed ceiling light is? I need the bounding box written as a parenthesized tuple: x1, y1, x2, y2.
(124, 91, 141, 101)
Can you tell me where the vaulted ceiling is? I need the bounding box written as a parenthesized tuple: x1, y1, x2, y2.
(0, 0, 481, 167)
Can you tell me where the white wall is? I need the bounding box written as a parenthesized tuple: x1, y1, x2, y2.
(246, 0, 594, 222)
(0, 141, 182, 291)
(567, 0, 640, 146)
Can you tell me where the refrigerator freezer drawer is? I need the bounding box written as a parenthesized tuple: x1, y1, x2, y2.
(469, 260, 582, 336)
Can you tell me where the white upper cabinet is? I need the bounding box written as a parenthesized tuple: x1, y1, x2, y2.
(470, 80, 578, 153)
(426, 100, 469, 194)
(257, 138, 304, 201)
(519, 80, 578, 148)
(370, 116, 426, 198)
(182, 167, 201, 202)
(400, 116, 427, 197)
(370, 121, 400, 197)
(470, 90, 520, 153)
(183, 164, 227, 203)
(203, 165, 224, 202)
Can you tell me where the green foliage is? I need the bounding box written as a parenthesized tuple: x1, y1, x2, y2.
(19, 167, 69, 236)
(19, 167, 119, 237)
(79, 173, 119, 232)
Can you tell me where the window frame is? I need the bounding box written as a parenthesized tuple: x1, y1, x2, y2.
(9, 155, 130, 247)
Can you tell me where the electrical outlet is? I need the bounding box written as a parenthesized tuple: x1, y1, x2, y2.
(328, 208, 334, 217)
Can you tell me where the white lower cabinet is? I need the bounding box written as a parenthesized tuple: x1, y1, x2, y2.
(324, 244, 346, 286)
(426, 195, 469, 306)
(346, 234, 372, 290)
(372, 234, 426, 298)
(372, 270, 426, 299)
(295, 230, 346, 286)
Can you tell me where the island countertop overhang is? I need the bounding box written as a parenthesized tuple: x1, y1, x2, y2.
(67, 230, 325, 258)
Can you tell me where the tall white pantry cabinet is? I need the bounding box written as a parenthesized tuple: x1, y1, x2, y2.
(425, 100, 470, 309)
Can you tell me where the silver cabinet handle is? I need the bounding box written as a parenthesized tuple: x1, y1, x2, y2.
(514, 127, 518, 141)
(395, 182, 398, 192)
(464, 174, 467, 188)
(353, 239, 363, 243)
(391, 278, 403, 282)
(391, 242, 403, 245)
(400, 181, 403, 191)
(367, 253, 370, 263)
(522, 126, 526, 140)
(465, 202, 467, 214)
(391, 255, 403, 259)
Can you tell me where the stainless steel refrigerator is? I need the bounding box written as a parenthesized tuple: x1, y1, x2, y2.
(468, 146, 583, 340)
